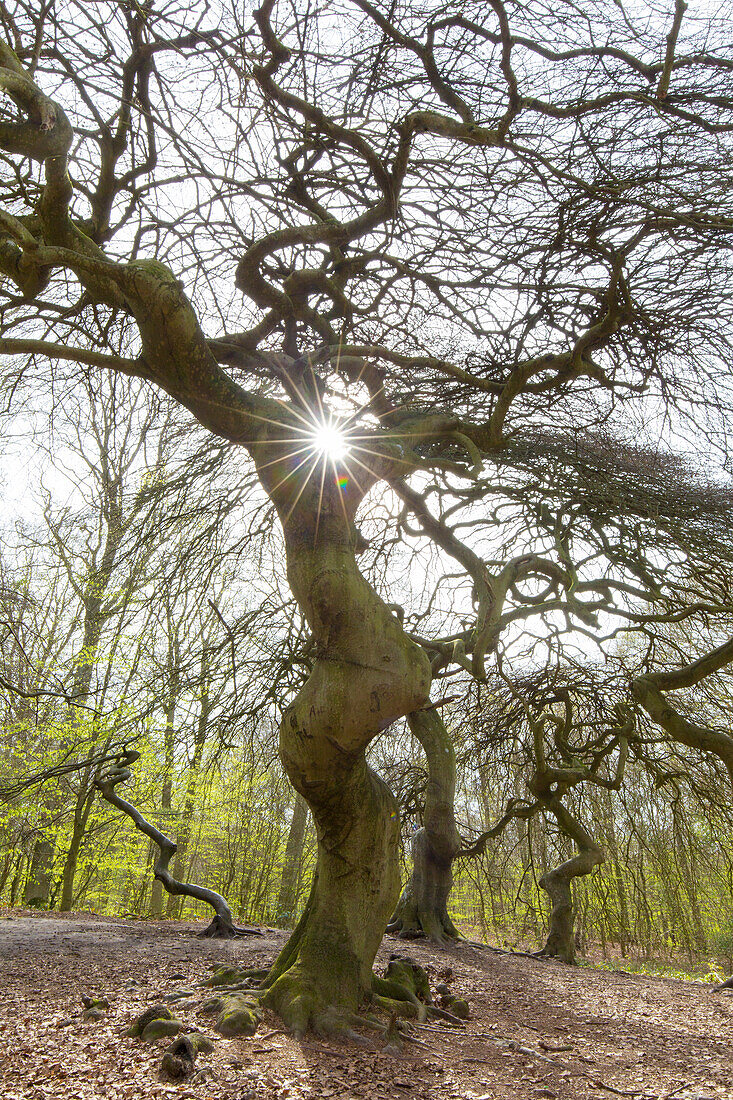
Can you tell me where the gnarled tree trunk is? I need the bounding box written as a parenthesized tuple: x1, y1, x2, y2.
(388, 709, 462, 943)
(96, 748, 261, 938)
(537, 799, 603, 964)
(255, 439, 431, 1035)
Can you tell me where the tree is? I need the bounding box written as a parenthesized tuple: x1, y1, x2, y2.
(387, 708, 463, 943)
(2, 0, 733, 1034)
(8, 376, 245, 909)
(0, 551, 71, 905)
(516, 681, 631, 964)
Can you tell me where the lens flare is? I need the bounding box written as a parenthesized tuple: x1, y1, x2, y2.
(311, 421, 349, 461)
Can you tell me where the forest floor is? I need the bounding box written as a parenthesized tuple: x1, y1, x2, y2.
(2, 910, 733, 1100)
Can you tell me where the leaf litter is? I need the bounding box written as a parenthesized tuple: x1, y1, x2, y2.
(1, 910, 733, 1100)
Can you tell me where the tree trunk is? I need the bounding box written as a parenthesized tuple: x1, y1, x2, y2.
(57, 589, 107, 911)
(537, 799, 603, 964)
(263, 759, 403, 1034)
(387, 709, 462, 943)
(152, 645, 178, 918)
(275, 793, 309, 926)
(95, 747, 261, 939)
(24, 835, 55, 907)
(57, 792, 90, 911)
(167, 644, 210, 918)
(253, 445, 432, 1033)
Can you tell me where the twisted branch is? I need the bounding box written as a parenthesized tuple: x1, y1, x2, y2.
(95, 747, 261, 938)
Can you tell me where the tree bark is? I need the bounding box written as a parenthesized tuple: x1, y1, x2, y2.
(58, 795, 94, 911)
(275, 793, 309, 926)
(167, 646, 209, 918)
(57, 453, 125, 911)
(254, 444, 432, 1034)
(387, 709, 462, 943)
(537, 799, 603, 964)
(152, 627, 178, 918)
(24, 835, 54, 907)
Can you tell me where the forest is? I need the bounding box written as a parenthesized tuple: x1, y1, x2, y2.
(2, 0, 733, 1097)
(3, 409, 733, 969)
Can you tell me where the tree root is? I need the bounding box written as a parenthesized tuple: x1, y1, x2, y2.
(198, 914, 263, 939)
(386, 907, 462, 946)
(262, 969, 354, 1039)
(369, 955, 467, 1027)
(204, 964, 270, 987)
(370, 992, 425, 1020)
(248, 953, 463, 1045)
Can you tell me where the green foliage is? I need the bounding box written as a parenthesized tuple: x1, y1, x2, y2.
(710, 914, 733, 968)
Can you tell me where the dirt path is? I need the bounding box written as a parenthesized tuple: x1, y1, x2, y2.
(2, 911, 732, 1100)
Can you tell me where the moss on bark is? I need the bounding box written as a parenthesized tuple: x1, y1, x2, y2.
(250, 441, 431, 1034)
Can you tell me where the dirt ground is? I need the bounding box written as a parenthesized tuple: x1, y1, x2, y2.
(2, 911, 732, 1100)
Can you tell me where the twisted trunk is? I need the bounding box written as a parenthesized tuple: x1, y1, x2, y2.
(255, 443, 431, 1034)
(95, 749, 261, 938)
(537, 799, 603, 964)
(388, 709, 462, 943)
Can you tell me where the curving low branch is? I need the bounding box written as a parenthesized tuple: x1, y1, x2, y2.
(632, 637, 733, 791)
(95, 747, 261, 938)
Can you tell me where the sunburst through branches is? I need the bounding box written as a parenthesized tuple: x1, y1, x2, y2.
(308, 419, 349, 462)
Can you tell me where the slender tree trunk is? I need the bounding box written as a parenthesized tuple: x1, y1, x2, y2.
(11, 856, 26, 906)
(537, 799, 604, 964)
(152, 646, 178, 917)
(167, 647, 210, 918)
(58, 569, 112, 909)
(387, 709, 462, 943)
(0, 849, 12, 895)
(275, 793, 309, 926)
(58, 788, 95, 911)
(24, 835, 55, 907)
(599, 786, 631, 954)
(56, 431, 133, 911)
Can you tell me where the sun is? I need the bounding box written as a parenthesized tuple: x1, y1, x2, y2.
(310, 421, 349, 461)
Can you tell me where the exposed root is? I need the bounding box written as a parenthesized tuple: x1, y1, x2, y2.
(199, 914, 263, 938)
(262, 969, 358, 1039)
(386, 924, 427, 940)
(386, 906, 463, 946)
(258, 957, 440, 1042)
(203, 964, 271, 989)
(368, 956, 440, 1024)
(372, 975, 424, 1016)
(427, 1004, 468, 1025)
(532, 946, 574, 964)
(370, 993, 424, 1020)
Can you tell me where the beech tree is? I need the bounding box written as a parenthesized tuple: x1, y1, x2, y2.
(2, 0, 733, 1034)
(472, 672, 633, 963)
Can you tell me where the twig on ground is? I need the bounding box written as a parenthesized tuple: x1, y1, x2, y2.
(474, 1033, 642, 1097)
